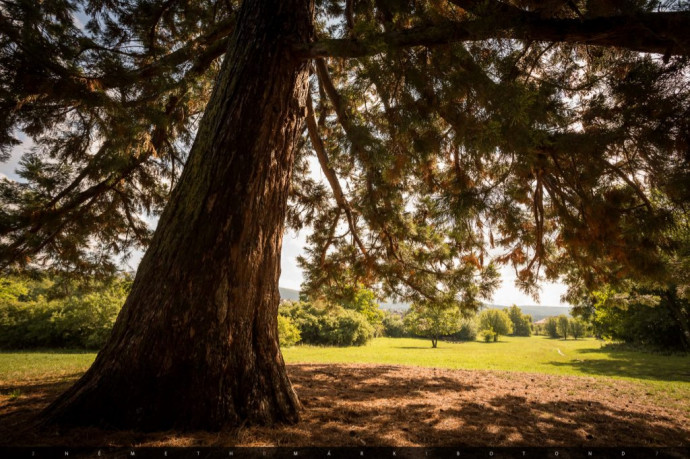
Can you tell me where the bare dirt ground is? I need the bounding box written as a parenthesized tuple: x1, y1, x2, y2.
(1, 364, 688, 447)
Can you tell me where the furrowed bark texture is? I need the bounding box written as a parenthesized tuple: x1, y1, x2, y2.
(41, 0, 313, 431)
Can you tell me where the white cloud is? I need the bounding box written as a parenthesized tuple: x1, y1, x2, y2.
(491, 264, 569, 306)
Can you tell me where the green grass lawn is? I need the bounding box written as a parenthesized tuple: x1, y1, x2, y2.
(0, 350, 95, 386)
(282, 336, 690, 394)
(1, 336, 688, 393)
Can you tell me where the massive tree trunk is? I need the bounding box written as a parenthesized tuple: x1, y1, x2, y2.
(40, 0, 313, 431)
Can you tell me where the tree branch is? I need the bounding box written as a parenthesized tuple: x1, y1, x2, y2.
(300, 11, 690, 58)
(306, 91, 369, 259)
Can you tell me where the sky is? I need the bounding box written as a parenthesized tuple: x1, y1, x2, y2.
(2, 138, 569, 308)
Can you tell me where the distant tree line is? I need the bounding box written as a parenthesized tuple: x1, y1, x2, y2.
(536, 315, 588, 340)
(386, 302, 536, 347)
(4, 272, 685, 352)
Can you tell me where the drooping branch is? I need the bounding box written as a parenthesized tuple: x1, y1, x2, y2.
(320, 208, 342, 267)
(313, 59, 473, 302)
(305, 91, 369, 260)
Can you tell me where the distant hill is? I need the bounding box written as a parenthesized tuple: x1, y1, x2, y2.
(485, 304, 571, 321)
(279, 287, 300, 301)
(279, 288, 568, 320)
(380, 302, 570, 320)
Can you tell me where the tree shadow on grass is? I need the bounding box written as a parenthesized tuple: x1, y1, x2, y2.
(546, 354, 690, 383)
(394, 342, 509, 349)
(394, 346, 436, 349)
(0, 364, 688, 448)
(0, 375, 81, 444)
(247, 364, 689, 447)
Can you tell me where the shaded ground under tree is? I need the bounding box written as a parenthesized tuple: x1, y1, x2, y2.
(1, 364, 687, 447)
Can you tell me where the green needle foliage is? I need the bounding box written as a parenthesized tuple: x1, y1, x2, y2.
(1, 0, 690, 310)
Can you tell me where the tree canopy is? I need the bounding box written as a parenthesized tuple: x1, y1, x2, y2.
(2, 1, 689, 307)
(507, 304, 532, 336)
(404, 298, 464, 347)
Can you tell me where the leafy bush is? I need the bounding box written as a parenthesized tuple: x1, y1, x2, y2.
(451, 317, 478, 341)
(382, 311, 406, 337)
(51, 284, 126, 348)
(278, 300, 374, 346)
(341, 286, 385, 335)
(478, 309, 512, 342)
(277, 315, 301, 347)
(581, 286, 690, 352)
(279, 300, 321, 343)
(480, 328, 496, 342)
(586, 287, 689, 351)
(0, 298, 61, 348)
(0, 275, 129, 349)
(321, 308, 374, 346)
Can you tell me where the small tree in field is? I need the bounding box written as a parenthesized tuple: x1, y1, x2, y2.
(557, 315, 570, 339)
(569, 318, 586, 340)
(545, 317, 560, 338)
(404, 301, 462, 348)
(478, 309, 513, 342)
(507, 305, 532, 337)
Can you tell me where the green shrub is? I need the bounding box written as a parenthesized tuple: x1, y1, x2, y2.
(382, 311, 406, 337)
(52, 285, 125, 348)
(0, 298, 61, 348)
(277, 315, 301, 347)
(0, 275, 129, 349)
(340, 286, 384, 335)
(480, 328, 496, 342)
(279, 300, 322, 344)
(278, 300, 374, 346)
(451, 317, 478, 341)
(320, 308, 374, 346)
(588, 287, 689, 350)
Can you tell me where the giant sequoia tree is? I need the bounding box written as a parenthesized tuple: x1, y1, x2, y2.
(1, 0, 689, 430)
